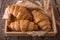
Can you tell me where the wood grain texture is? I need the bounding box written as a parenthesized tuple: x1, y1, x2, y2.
(5, 36, 18, 40)
(0, 0, 2, 9)
(0, 0, 18, 40)
(43, 37, 55, 40)
(56, 0, 60, 5)
(32, 36, 43, 40)
(0, 0, 60, 40)
(19, 36, 32, 40)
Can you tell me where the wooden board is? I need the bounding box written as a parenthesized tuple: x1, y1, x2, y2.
(4, 6, 57, 36)
(1, 0, 60, 40)
(0, 0, 2, 9)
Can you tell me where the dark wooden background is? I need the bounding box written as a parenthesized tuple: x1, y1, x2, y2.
(0, 0, 60, 40)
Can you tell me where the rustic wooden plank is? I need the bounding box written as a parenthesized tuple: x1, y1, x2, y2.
(54, 0, 60, 26)
(57, 7, 60, 16)
(19, 36, 43, 40)
(44, 37, 55, 40)
(0, 36, 6, 40)
(0, 0, 2, 9)
(54, 36, 60, 40)
(5, 36, 18, 40)
(0, 0, 2, 5)
(52, 0, 60, 23)
(53, 6, 60, 22)
(56, 25, 60, 36)
(19, 36, 32, 40)
(43, 0, 56, 40)
(56, 0, 60, 5)
(0, 0, 4, 40)
(54, 0, 60, 19)
(0, 0, 19, 14)
(51, 0, 60, 40)
(32, 36, 43, 40)
(53, 0, 60, 26)
(0, 0, 60, 40)
(0, 0, 6, 40)
(0, 0, 18, 40)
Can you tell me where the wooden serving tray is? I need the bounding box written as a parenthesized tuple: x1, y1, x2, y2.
(4, 7, 57, 36)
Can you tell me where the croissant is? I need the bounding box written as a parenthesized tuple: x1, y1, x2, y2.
(8, 20, 39, 32)
(16, 6, 32, 20)
(9, 21, 20, 31)
(32, 10, 51, 32)
(20, 20, 29, 32)
(14, 20, 20, 31)
(9, 5, 15, 15)
(20, 20, 39, 32)
(27, 22, 39, 31)
(13, 5, 20, 17)
(7, 5, 32, 20)
(9, 22, 15, 31)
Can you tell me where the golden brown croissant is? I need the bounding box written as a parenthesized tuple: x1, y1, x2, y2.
(27, 22, 39, 31)
(9, 5, 15, 14)
(20, 20, 29, 32)
(42, 24, 51, 32)
(32, 10, 51, 32)
(20, 20, 39, 32)
(14, 20, 20, 31)
(16, 6, 32, 20)
(38, 20, 50, 27)
(6, 5, 15, 15)
(8, 20, 39, 32)
(13, 5, 20, 17)
(9, 22, 15, 31)
(32, 10, 49, 23)
(9, 21, 20, 31)
(7, 5, 32, 20)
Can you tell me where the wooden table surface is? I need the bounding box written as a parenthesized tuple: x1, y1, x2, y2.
(0, 0, 60, 40)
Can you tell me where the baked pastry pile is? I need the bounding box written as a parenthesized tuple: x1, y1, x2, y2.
(32, 10, 51, 32)
(6, 5, 51, 32)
